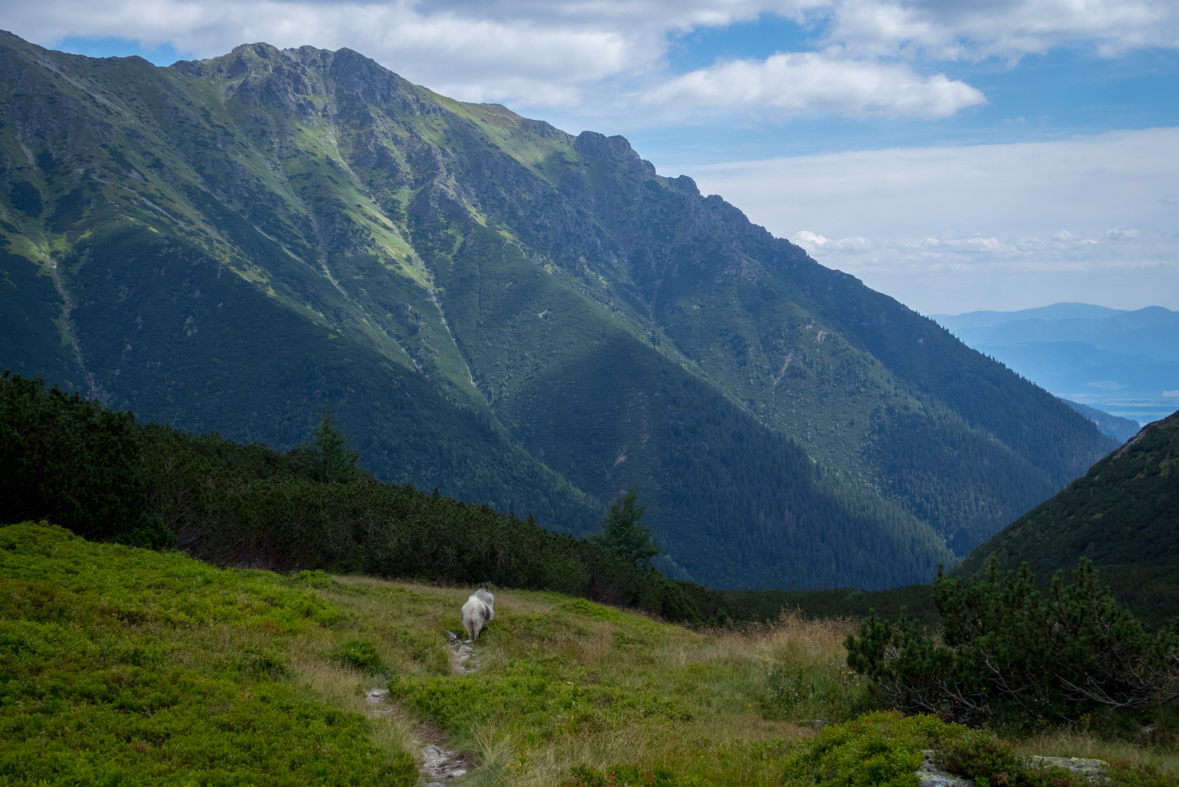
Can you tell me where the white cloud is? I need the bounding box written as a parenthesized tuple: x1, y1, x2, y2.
(687, 127, 1179, 312)
(821, 0, 1179, 61)
(8, 0, 652, 107)
(791, 230, 871, 252)
(8, 0, 1179, 115)
(643, 52, 985, 118)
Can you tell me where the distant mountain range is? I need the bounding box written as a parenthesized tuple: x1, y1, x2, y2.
(931, 303, 1179, 426)
(1062, 401, 1141, 443)
(0, 32, 1115, 590)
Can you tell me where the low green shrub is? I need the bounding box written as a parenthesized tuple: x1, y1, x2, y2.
(783, 711, 954, 787)
(1105, 760, 1179, 787)
(0, 522, 416, 786)
(333, 639, 387, 674)
(561, 763, 711, 786)
(781, 711, 1178, 787)
(936, 729, 1041, 787)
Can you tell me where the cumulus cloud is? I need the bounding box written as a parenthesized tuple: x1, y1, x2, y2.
(8, 0, 1179, 115)
(7, 0, 652, 107)
(791, 230, 871, 252)
(819, 0, 1179, 61)
(644, 52, 985, 118)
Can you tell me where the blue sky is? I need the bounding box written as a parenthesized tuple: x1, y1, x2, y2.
(5, 0, 1178, 314)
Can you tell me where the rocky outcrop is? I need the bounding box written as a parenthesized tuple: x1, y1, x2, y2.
(917, 751, 1110, 787)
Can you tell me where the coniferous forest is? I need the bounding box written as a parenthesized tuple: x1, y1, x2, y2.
(0, 372, 730, 625)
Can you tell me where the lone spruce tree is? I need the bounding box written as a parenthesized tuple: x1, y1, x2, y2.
(310, 410, 359, 484)
(591, 486, 660, 570)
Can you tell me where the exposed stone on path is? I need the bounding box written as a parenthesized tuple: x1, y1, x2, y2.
(364, 688, 394, 718)
(447, 630, 477, 675)
(422, 744, 468, 783)
(363, 686, 471, 783)
(916, 751, 1110, 787)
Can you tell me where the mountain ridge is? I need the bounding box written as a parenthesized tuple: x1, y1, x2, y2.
(931, 303, 1179, 423)
(0, 31, 1115, 589)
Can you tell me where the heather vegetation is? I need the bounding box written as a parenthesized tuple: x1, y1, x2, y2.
(2, 369, 1177, 783)
(0, 522, 419, 786)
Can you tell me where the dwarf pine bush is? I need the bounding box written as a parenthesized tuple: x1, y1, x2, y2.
(845, 557, 1179, 729)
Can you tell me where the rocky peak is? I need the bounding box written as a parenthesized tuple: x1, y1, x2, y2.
(574, 131, 656, 175)
(172, 41, 439, 119)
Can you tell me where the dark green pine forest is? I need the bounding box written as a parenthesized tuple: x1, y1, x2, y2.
(0, 31, 1116, 590)
(0, 372, 730, 625)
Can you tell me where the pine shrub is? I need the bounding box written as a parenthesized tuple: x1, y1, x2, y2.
(845, 557, 1179, 728)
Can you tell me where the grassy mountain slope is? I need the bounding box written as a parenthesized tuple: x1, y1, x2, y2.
(955, 411, 1179, 626)
(6, 523, 1176, 787)
(0, 31, 1115, 588)
(0, 522, 420, 786)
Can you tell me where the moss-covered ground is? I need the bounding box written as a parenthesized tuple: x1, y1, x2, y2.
(3, 521, 1176, 786)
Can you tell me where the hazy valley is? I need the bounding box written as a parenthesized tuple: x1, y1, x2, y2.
(932, 303, 1179, 427)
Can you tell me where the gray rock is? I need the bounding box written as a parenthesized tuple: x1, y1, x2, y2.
(1029, 756, 1109, 783)
(918, 751, 975, 787)
(421, 744, 467, 781)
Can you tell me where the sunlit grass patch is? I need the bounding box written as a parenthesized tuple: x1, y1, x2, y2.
(0, 522, 417, 786)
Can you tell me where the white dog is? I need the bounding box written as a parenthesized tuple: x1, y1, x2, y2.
(461, 587, 495, 643)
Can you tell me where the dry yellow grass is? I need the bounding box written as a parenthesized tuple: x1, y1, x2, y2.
(1007, 728, 1179, 775)
(293, 578, 1177, 786)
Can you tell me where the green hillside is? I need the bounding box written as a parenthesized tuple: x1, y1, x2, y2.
(0, 373, 728, 625)
(0, 522, 420, 786)
(6, 523, 1177, 786)
(0, 31, 1115, 589)
(955, 410, 1179, 626)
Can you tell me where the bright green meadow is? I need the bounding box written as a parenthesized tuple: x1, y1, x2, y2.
(4, 522, 1177, 786)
